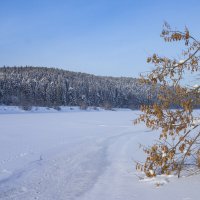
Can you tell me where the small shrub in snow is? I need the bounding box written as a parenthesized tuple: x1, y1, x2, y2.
(54, 106, 61, 111)
(102, 102, 113, 110)
(20, 105, 32, 111)
(79, 103, 88, 110)
(93, 106, 99, 111)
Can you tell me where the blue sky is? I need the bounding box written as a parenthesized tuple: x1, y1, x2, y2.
(0, 0, 200, 78)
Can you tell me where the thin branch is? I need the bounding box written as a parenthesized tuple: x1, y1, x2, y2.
(178, 131, 200, 178)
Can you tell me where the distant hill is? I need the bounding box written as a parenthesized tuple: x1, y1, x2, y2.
(0, 66, 154, 109)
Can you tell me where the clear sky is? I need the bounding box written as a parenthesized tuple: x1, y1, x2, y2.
(0, 0, 200, 78)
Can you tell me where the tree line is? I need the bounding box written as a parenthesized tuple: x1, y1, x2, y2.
(0, 66, 154, 109)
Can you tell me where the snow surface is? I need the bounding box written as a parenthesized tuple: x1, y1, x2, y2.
(0, 108, 200, 200)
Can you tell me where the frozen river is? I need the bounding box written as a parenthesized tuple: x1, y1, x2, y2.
(0, 110, 199, 200)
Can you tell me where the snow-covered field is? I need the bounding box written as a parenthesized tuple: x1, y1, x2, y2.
(0, 107, 199, 200)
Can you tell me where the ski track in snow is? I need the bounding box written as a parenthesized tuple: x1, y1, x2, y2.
(0, 132, 139, 199)
(0, 110, 200, 200)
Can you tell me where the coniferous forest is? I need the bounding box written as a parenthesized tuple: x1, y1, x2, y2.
(0, 66, 154, 109)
